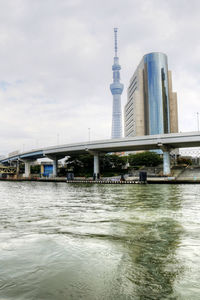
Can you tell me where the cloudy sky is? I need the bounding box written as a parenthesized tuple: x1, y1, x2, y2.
(0, 0, 200, 155)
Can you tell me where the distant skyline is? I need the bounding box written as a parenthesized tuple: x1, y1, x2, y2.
(0, 0, 200, 154)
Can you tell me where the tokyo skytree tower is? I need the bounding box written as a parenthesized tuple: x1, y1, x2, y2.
(110, 28, 124, 139)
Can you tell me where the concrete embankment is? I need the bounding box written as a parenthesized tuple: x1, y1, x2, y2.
(0, 177, 200, 184)
(0, 166, 200, 184)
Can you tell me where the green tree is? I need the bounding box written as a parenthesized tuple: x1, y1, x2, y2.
(30, 165, 41, 174)
(65, 154, 93, 176)
(177, 156, 192, 166)
(128, 151, 162, 167)
(65, 153, 126, 176)
(100, 154, 126, 173)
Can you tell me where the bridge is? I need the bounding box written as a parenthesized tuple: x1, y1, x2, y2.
(1, 131, 200, 177)
(0, 165, 15, 175)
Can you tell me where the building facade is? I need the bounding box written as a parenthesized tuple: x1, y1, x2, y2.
(124, 52, 178, 137)
(110, 28, 124, 139)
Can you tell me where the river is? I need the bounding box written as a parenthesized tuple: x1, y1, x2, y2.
(0, 181, 200, 299)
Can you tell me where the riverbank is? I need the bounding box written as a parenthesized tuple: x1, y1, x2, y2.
(0, 177, 200, 184)
(0, 166, 200, 184)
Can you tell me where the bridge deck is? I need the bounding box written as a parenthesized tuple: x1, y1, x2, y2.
(1, 132, 200, 163)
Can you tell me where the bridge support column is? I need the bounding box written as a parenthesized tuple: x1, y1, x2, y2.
(46, 155, 65, 178)
(52, 158, 58, 177)
(93, 152, 100, 180)
(21, 159, 35, 178)
(157, 144, 172, 176)
(24, 161, 31, 177)
(16, 160, 20, 177)
(163, 151, 171, 176)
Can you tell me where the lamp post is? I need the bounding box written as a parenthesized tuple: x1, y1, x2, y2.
(88, 128, 91, 143)
(57, 134, 60, 145)
(197, 112, 199, 131)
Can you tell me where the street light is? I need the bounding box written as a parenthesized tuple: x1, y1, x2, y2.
(88, 128, 91, 142)
(57, 134, 60, 145)
(197, 112, 199, 131)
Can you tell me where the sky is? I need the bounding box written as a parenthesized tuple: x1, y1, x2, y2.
(0, 0, 200, 156)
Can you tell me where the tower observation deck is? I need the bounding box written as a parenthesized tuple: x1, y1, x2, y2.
(110, 28, 124, 139)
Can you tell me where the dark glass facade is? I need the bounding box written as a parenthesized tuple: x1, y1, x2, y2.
(143, 53, 170, 135)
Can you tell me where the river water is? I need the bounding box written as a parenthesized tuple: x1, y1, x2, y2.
(0, 182, 200, 300)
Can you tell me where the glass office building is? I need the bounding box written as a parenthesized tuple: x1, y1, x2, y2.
(124, 52, 178, 137)
(144, 53, 170, 134)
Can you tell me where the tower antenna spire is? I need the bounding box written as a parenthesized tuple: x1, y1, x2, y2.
(114, 27, 118, 57)
(110, 27, 124, 139)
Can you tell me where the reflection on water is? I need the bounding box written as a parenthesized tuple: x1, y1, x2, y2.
(122, 219, 182, 299)
(0, 182, 200, 299)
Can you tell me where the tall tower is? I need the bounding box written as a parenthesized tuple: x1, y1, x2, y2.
(110, 28, 124, 139)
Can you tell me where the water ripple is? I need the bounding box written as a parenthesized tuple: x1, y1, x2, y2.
(0, 182, 200, 299)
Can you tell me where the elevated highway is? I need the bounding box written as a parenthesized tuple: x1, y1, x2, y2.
(1, 131, 200, 177)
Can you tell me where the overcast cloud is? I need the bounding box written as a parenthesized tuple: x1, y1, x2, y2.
(0, 0, 200, 155)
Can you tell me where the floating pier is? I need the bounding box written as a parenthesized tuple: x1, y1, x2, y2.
(66, 180, 146, 184)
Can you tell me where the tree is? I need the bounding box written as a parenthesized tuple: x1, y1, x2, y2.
(177, 156, 192, 166)
(100, 154, 126, 173)
(30, 165, 41, 174)
(65, 153, 126, 176)
(128, 151, 162, 167)
(65, 154, 93, 176)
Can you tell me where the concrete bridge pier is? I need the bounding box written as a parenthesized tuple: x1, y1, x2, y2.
(93, 152, 100, 180)
(52, 158, 58, 177)
(163, 151, 171, 175)
(47, 155, 65, 177)
(158, 145, 172, 176)
(22, 159, 35, 178)
(85, 149, 100, 180)
(16, 159, 20, 177)
(25, 161, 31, 178)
